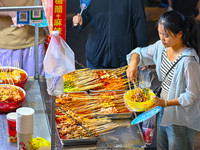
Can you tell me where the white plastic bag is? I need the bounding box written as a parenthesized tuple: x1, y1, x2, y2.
(43, 30, 75, 95)
(139, 67, 151, 89)
(46, 75, 64, 96)
(43, 30, 75, 78)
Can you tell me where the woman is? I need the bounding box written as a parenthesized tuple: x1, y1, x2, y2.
(126, 11, 200, 150)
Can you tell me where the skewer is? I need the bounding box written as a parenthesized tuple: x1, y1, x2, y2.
(148, 74, 155, 88)
(73, 77, 97, 85)
(17, 60, 20, 68)
(117, 108, 130, 112)
(90, 92, 125, 98)
(1, 55, 4, 66)
(74, 83, 104, 91)
(96, 130, 115, 135)
(72, 103, 97, 110)
(114, 103, 126, 107)
(128, 78, 133, 97)
(95, 123, 118, 130)
(141, 74, 145, 89)
(96, 125, 119, 135)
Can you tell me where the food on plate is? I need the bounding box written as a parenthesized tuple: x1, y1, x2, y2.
(0, 85, 23, 103)
(124, 88, 155, 112)
(131, 88, 150, 102)
(0, 84, 26, 112)
(0, 67, 28, 87)
(0, 68, 27, 84)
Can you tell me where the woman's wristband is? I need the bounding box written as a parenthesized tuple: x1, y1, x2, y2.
(165, 100, 168, 107)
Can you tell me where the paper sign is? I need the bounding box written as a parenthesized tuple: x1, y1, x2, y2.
(31, 11, 48, 27)
(30, 10, 43, 23)
(17, 10, 45, 25)
(17, 11, 30, 24)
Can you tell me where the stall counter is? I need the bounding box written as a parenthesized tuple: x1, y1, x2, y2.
(0, 77, 146, 150)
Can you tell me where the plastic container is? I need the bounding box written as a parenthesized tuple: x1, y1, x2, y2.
(7, 112, 17, 142)
(124, 89, 155, 112)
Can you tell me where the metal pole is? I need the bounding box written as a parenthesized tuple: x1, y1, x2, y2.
(51, 96, 56, 150)
(34, 0, 39, 79)
(0, 6, 43, 12)
(133, 112, 146, 147)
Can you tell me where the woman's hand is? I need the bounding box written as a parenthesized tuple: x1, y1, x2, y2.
(72, 13, 83, 26)
(126, 65, 138, 83)
(126, 53, 140, 83)
(152, 96, 166, 107)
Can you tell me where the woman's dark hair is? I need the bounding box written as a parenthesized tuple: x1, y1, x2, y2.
(157, 10, 199, 55)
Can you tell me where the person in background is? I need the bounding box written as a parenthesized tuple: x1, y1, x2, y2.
(0, 0, 46, 76)
(126, 11, 200, 150)
(196, 1, 200, 21)
(72, 0, 148, 69)
(167, 0, 200, 21)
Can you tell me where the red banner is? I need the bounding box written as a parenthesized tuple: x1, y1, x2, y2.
(42, 0, 66, 40)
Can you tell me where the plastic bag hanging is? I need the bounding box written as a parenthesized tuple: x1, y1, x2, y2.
(43, 30, 75, 95)
(139, 67, 151, 89)
(43, 30, 75, 78)
(142, 115, 156, 145)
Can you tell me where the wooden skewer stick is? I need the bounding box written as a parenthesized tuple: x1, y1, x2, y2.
(148, 74, 155, 88)
(96, 125, 119, 135)
(128, 78, 133, 97)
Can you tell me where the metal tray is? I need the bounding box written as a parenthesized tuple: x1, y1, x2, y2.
(59, 136, 98, 146)
(96, 112, 133, 119)
(56, 114, 99, 146)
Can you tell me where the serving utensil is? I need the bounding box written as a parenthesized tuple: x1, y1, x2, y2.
(80, 0, 91, 15)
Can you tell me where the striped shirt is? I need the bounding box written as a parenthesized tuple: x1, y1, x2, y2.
(160, 49, 182, 93)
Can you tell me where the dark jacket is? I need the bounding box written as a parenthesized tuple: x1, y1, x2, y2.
(79, 0, 148, 68)
(172, 0, 199, 17)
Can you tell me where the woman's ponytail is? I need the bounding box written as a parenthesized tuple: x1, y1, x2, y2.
(183, 16, 199, 55)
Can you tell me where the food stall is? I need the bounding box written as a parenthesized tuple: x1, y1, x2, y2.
(42, 67, 147, 149)
(0, 3, 149, 150)
(0, 74, 147, 149)
(0, 63, 148, 149)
